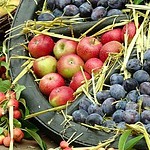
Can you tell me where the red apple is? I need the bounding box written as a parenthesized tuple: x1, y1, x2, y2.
(121, 22, 137, 43)
(69, 71, 91, 91)
(39, 73, 65, 96)
(100, 28, 123, 44)
(0, 56, 6, 78)
(57, 54, 84, 79)
(77, 36, 102, 61)
(13, 128, 24, 143)
(13, 110, 22, 119)
(0, 135, 5, 145)
(99, 41, 123, 62)
(33, 55, 57, 78)
(28, 34, 55, 58)
(53, 39, 78, 59)
(84, 58, 103, 74)
(49, 86, 74, 107)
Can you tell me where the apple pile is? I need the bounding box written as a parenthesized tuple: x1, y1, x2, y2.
(28, 21, 136, 107)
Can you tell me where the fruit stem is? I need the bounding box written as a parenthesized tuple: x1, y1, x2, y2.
(25, 105, 68, 120)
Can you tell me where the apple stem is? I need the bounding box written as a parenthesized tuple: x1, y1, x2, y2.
(25, 104, 68, 120)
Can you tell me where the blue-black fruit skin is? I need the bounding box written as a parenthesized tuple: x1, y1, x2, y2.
(145, 124, 150, 133)
(107, 9, 123, 16)
(108, 0, 124, 9)
(143, 60, 150, 73)
(46, 0, 55, 10)
(85, 113, 103, 126)
(53, 8, 63, 17)
(117, 122, 126, 129)
(115, 100, 127, 110)
(125, 101, 138, 111)
(91, 6, 107, 21)
(110, 73, 124, 85)
(63, 4, 79, 16)
(133, 70, 150, 84)
(112, 109, 124, 123)
(72, 0, 86, 7)
(139, 82, 150, 95)
(89, 0, 99, 7)
(144, 49, 150, 61)
(79, 98, 92, 111)
(141, 110, 150, 124)
(72, 109, 88, 123)
(87, 104, 104, 116)
(97, 0, 108, 7)
(38, 13, 55, 21)
(126, 58, 142, 73)
(110, 84, 126, 99)
(126, 90, 139, 103)
(103, 120, 116, 128)
(55, 0, 71, 9)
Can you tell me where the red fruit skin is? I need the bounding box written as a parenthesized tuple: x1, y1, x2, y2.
(101, 28, 123, 44)
(60, 140, 69, 149)
(13, 128, 24, 142)
(0, 135, 5, 145)
(7, 99, 19, 110)
(121, 22, 137, 43)
(69, 71, 91, 91)
(0, 92, 6, 103)
(49, 86, 75, 107)
(77, 36, 102, 61)
(57, 54, 84, 79)
(39, 73, 65, 96)
(84, 58, 103, 74)
(33, 55, 57, 78)
(0, 56, 6, 77)
(53, 39, 78, 59)
(28, 34, 55, 58)
(99, 41, 123, 62)
(13, 110, 22, 119)
(0, 107, 5, 117)
(3, 136, 13, 147)
(63, 147, 72, 150)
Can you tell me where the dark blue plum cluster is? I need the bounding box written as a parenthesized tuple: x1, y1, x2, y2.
(38, 0, 128, 21)
(72, 49, 150, 133)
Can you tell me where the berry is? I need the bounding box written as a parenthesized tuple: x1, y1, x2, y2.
(101, 97, 116, 116)
(123, 110, 140, 124)
(91, 6, 107, 21)
(117, 122, 126, 129)
(139, 82, 150, 95)
(139, 94, 150, 109)
(109, 73, 124, 85)
(141, 110, 150, 124)
(143, 60, 150, 73)
(126, 90, 139, 103)
(79, 2, 93, 17)
(144, 49, 150, 61)
(112, 109, 124, 123)
(108, 0, 124, 9)
(72, 0, 86, 7)
(89, 0, 99, 7)
(96, 90, 111, 103)
(145, 124, 150, 133)
(97, 0, 108, 7)
(115, 100, 127, 110)
(126, 58, 142, 73)
(133, 70, 150, 84)
(107, 9, 123, 16)
(85, 113, 103, 126)
(110, 84, 126, 99)
(103, 120, 116, 128)
(125, 101, 138, 110)
(122, 78, 139, 92)
(60, 140, 69, 149)
(13, 128, 24, 142)
(78, 98, 92, 111)
(38, 13, 55, 21)
(72, 109, 88, 123)
(55, 0, 71, 9)
(46, 0, 55, 10)
(53, 8, 63, 17)
(63, 5, 79, 16)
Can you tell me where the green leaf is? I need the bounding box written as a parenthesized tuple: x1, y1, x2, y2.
(19, 98, 30, 116)
(23, 128, 47, 150)
(13, 119, 22, 128)
(134, 0, 144, 4)
(14, 84, 26, 100)
(0, 61, 9, 70)
(0, 127, 4, 134)
(118, 130, 132, 150)
(125, 135, 144, 150)
(0, 79, 11, 93)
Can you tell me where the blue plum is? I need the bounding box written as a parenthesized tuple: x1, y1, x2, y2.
(141, 110, 150, 124)
(112, 109, 124, 123)
(109, 73, 124, 85)
(63, 5, 79, 16)
(96, 90, 111, 103)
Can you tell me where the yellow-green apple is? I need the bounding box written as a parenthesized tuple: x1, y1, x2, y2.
(53, 39, 78, 59)
(69, 71, 91, 91)
(33, 55, 57, 78)
(49, 86, 75, 107)
(84, 58, 103, 74)
(77, 36, 102, 61)
(121, 22, 137, 44)
(28, 34, 55, 58)
(99, 41, 123, 62)
(100, 28, 123, 44)
(39, 73, 65, 96)
(57, 54, 84, 79)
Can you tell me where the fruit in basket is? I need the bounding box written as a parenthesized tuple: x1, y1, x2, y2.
(55, 0, 71, 9)
(0, 92, 6, 103)
(63, 4, 79, 16)
(38, 13, 55, 21)
(33, 55, 57, 78)
(28, 34, 55, 58)
(69, 71, 91, 91)
(60, 140, 69, 149)
(99, 41, 123, 62)
(107, 9, 123, 16)
(39, 73, 65, 96)
(53, 39, 78, 59)
(49, 86, 74, 107)
(46, 0, 55, 11)
(100, 28, 123, 44)
(121, 22, 137, 43)
(91, 6, 107, 21)
(109, 73, 124, 85)
(72, 0, 86, 7)
(53, 8, 63, 17)
(77, 36, 102, 61)
(3, 136, 12, 147)
(97, 0, 108, 7)
(84, 58, 103, 74)
(57, 54, 84, 79)
(108, 0, 124, 9)
(0, 135, 5, 145)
